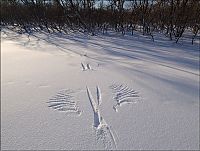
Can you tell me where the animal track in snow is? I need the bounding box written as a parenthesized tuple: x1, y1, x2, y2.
(86, 86, 117, 149)
(47, 83, 138, 149)
(81, 63, 92, 71)
(110, 84, 140, 112)
(47, 89, 81, 115)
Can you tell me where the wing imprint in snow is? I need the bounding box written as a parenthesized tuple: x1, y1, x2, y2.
(110, 84, 140, 112)
(47, 89, 81, 115)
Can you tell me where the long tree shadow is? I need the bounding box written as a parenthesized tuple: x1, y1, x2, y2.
(2, 27, 199, 76)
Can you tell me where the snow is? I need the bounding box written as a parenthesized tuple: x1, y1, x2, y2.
(1, 29, 199, 150)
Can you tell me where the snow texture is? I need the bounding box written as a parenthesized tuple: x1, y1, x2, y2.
(1, 29, 199, 150)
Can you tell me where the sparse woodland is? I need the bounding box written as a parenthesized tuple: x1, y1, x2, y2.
(1, 0, 200, 43)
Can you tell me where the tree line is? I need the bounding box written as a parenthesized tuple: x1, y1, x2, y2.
(1, 0, 200, 43)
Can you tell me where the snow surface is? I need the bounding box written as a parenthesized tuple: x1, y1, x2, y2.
(1, 29, 199, 150)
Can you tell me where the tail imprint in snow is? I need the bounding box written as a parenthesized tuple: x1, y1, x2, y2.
(86, 86, 101, 128)
(95, 121, 117, 150)
(96, 86, 102, 105)
(47, 89, 81, 115)
(110, 84, 140, 112)
(86, 86, 117, 149)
